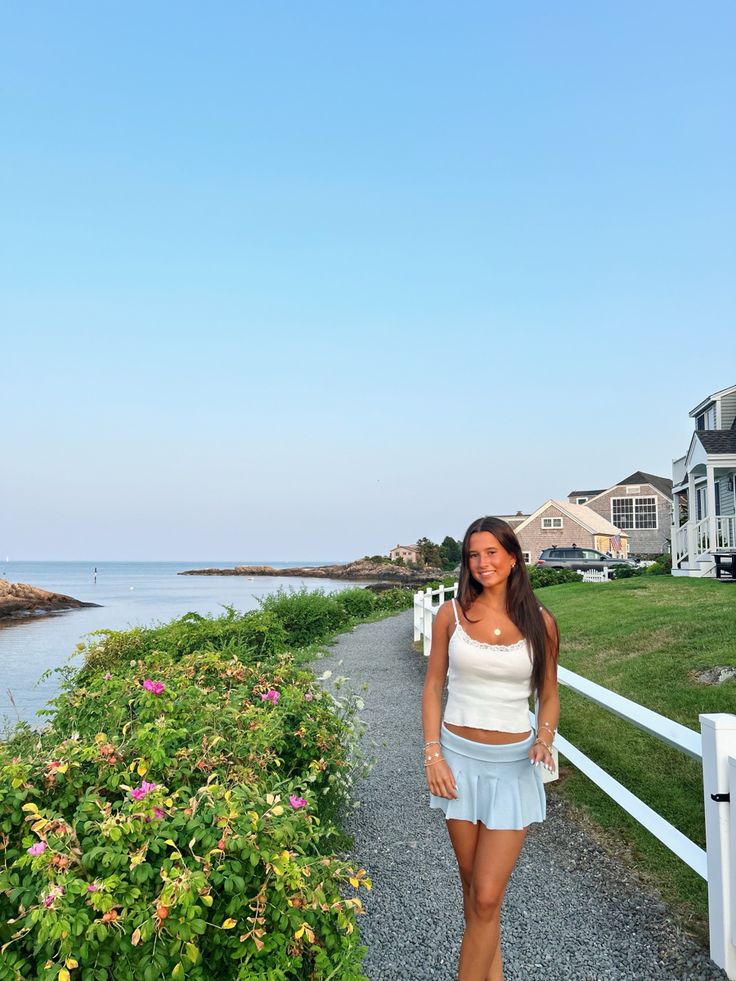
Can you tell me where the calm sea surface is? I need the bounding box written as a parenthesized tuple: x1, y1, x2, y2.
(0, 560, 356, 728)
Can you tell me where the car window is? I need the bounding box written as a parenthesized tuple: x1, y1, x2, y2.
(582, 550, 599, 559)
(555, 549, 572, 558)
(568, 550, 584, 559)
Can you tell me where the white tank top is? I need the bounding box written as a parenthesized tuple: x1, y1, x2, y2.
(443, 599, 534, 733)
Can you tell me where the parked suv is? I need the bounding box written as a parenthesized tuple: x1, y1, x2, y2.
(536, 547, 635, 572)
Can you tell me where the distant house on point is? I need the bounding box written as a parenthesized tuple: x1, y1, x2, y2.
(390, 544, 421, 563)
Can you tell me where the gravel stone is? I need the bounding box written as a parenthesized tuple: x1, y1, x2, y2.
(316, 610, 729, 981)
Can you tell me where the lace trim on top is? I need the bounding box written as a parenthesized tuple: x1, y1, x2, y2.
(452, 622, 527, 653)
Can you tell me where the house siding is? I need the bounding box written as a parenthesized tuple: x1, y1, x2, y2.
(516, 503, 597, 562)
(718, 475, 735, 516)
(720, 392, 736, 430)
(585, 484, 671, 557)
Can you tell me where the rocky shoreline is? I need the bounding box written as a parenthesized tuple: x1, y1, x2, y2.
(178, 559, 448, 587)
(0, 579, 100, 622)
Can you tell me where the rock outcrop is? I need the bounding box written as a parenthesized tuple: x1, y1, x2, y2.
(179, 559, 447, 586)
(0, 579, 101, 621)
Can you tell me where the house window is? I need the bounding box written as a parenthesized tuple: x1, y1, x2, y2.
(696, 487, 706, 521)
(576, 497, 588, 504)
(635, 497, 657, 528)
(611, 497, 658, 530)
(541, 517, 563, 529)
(522, 551, 531, 564)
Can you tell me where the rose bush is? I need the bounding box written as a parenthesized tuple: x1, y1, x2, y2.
(0, 586, 416, 979)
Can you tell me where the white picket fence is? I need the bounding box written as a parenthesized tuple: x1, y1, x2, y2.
(414, 583, 736, 978)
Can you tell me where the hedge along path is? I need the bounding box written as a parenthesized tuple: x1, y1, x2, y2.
(315, 609, 728, 981)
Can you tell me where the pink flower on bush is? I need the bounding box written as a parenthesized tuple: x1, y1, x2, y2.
(260, 689, 280, 704)
(304, 692, 314, 702)
(144, 807, 165, 824)
(289, 794, 307, 809)
(87, 883, 100, 893)
(143, 679, 165, 695)
(27, 841, 47, 857)
(43, 885, 64, 908)
(103, 672, 112, 680)
(131, 781, 157, 801)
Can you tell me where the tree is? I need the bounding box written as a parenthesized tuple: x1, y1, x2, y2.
(439, 536, 461, 569)
(416, 537, 442, 568)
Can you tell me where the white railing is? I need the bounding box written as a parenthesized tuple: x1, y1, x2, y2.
(673, 523, 689, 566)
(716, 516, 736, 551)
(578, 567, 610, 582)
(414, 586, 736, 978)
(696, 517, 711, 554)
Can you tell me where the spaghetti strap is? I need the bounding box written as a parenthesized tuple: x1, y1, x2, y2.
(451, 598, 460, 626)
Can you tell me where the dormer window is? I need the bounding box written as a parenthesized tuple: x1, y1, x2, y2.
(696, 405, 716, 430)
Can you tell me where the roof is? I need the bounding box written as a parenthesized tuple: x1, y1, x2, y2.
(689, 383, 736, 418)
(514, 499, 628, 538)
(567, 489, 605, 498)
(615, 471, 673, 498)
(695, 431, 736, 454)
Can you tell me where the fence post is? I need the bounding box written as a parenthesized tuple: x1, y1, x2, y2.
(730, 754, 736, 959)
(423, 586, 433, 657)
(413, 589, 421, 643)
(700, 713, 736, 978)
(439, 583, 445, 605)
(454, 580, 458, 598)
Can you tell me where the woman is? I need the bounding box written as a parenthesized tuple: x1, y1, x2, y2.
(422, 516, 559, 981)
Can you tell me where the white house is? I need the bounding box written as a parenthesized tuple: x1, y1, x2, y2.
(671, 383, 736, 577)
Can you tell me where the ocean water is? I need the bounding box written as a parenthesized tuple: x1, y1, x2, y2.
(0, 560, 357, 728)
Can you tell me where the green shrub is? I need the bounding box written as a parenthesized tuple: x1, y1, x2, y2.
(82, 608, 289, 676)
(643, 554, 672, 576)
(527, 567, 581, 589)
(336, 588, 377, 619)
(610, 564, 643, 579)
(372, 588, 414, 613)
(1, 623, 370, 979)
(258, 588, 349, 649)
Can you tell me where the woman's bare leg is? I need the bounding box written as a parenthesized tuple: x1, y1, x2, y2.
(448, 820, 528, 981)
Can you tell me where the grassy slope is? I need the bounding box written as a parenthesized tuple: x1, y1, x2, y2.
(540, 576, 736, 946)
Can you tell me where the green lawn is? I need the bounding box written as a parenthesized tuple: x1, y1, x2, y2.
(541, 576, 736, 947)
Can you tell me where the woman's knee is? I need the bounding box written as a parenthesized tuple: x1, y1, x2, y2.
(468, 883, 503, 921)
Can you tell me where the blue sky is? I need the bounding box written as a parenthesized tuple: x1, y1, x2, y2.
(2, 2, 734, 560)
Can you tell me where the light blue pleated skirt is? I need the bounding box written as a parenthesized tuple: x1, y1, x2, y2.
(428, 722, 546, 830)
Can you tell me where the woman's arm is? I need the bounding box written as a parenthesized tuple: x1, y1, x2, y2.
(421, 601, 458, 799)
(530, 609, 560, 771)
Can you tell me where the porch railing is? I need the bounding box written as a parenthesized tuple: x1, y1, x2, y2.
(672, 523, 688, 566)
(696, 517, 711, 554)
(716, 516, 736, 551)
(414, 584, 736, 978)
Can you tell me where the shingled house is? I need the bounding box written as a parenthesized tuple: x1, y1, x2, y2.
(570, 472, 673, 559)
(514, 500, 629, 564)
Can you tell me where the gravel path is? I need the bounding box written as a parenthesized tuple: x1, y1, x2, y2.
(316, 610, 728, 981)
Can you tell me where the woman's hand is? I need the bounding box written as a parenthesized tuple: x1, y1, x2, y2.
(425, 758, 458, 799)
(529, 740, 555, 775)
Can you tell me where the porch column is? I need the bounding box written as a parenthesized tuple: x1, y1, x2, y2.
(707, 462, 717, 554)
(687, 469, 697, 560)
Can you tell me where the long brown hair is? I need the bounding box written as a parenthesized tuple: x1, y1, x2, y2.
(457, 515, 558, 699)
